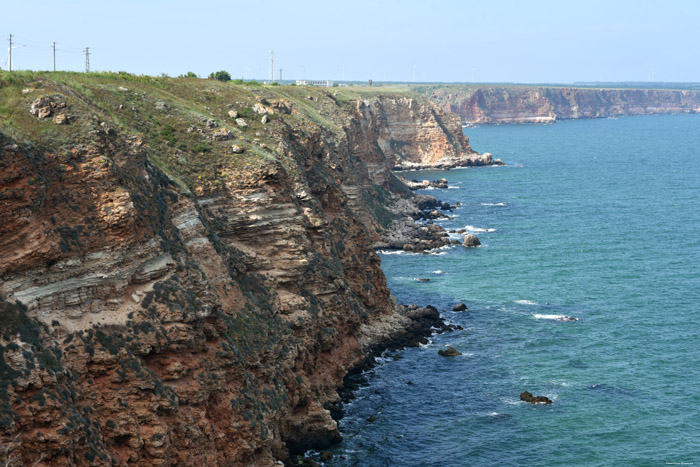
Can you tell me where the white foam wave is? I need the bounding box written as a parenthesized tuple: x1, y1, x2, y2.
(533, 314, 579, 322)
(464, 225, 496, 233)
(377, 250, 419, 256)
(431, 270, 446, 275)
(515, 300, 537, 305)
(447, 186, 461, 189)
(481, 202, 507, 206)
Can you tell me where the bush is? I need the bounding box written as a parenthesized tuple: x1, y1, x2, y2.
(179, 71, 198, 78)
(208, 70, 231, 82)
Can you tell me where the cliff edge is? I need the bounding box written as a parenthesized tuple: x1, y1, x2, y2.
(0, 72, 484, 465)
(420, 85, 700, 124)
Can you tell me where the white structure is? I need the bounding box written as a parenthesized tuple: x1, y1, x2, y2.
(296, 80, 334, 87)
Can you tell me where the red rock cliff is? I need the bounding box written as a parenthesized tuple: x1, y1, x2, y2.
(0, 74, 472, 465)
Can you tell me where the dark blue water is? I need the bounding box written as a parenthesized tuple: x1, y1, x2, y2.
(328, 114, 700, 466)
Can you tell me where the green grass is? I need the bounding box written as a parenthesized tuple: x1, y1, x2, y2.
(0, 70, 436, 196)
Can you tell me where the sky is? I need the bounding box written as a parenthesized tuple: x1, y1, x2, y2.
(1, 0, 699, 84)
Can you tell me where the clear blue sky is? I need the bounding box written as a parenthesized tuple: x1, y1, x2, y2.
(1, 0, 698, 83)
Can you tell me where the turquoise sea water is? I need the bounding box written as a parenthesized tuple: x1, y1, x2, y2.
(329, 114, 700, 466)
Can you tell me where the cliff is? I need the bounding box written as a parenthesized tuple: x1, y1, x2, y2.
(420, 85, 700, 124)
(0, 72, 481, 465)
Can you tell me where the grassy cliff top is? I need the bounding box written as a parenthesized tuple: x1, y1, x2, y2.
(0, 71, 424, 193)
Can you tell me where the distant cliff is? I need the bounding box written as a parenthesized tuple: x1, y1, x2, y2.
(0, 72, 490, 465)
(421, 85, 700, 124)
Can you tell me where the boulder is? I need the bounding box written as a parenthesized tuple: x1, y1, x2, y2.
(235, 118, 248, 128)
(30, 97, 52, 119)
(231, 145, 244, 154)
(320, 451, 333, 461)
(261, 115, 268, 124)
(212, 127, 231, 141)
(155, 101, 168, 111)
(453, 302, 468, 312)
(206, 119, 218, 128)
(228, 110, 238, 118)
(463, 234, 481, 248)
(53, 114, 68, 125)
(438, 346, 461, 357)
(520, 391, 552, 404)
(434, 178, 448, 188)
(252, 102, 274, 115)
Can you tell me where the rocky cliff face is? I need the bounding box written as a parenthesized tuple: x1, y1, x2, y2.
(352, 96, 496, 168)
(423, 86, 700, 124)
(0, 73, 479, 465)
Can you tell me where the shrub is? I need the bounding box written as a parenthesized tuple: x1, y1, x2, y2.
(208, 70, 231, 82)
(179, 71, 198, 78)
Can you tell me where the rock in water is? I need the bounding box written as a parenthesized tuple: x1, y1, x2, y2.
(413, 277, 430, 282)
(453, 302, 468, 311)
(438, 346, 461, 357)
(463, 234, 481, 247)
(520, 391, 552, 404)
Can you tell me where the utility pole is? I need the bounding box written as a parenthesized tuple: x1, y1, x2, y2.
(84, 47, 90, 73)
(270, 50, 274, 83)
(53, 42, 56, 72)
(8, 34, 12, 72)
(279, 68, 283, 84)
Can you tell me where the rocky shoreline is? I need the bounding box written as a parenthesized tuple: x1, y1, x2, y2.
(0, 73, 500, 466)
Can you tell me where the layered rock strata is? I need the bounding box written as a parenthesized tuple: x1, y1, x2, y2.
(0, 75, 487, 465)
(424, 86, 700, 124)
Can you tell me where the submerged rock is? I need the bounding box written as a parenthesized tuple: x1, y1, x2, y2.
(438, 346, 461, 357)
(452, 302, 468, 311)
(520, 391, 552, 404)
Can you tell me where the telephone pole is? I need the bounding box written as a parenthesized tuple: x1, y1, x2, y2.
(8, 34, 12, 72)
(53, 42, 56, 72)
(279, 68, 283, 84)
(84, 47, 90, 73)
(270, 49, 274, 83)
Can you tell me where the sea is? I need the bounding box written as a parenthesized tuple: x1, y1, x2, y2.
(326, 114, 700, 466)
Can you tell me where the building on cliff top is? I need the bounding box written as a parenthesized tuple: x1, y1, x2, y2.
(296, 79, 334, 87)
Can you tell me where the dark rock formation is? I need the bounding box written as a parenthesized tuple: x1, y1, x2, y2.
(463, 234, 481, 247)
(453, 303, 468, 311)
(520, 391, 553, 404)
(438, 346, 462, 357)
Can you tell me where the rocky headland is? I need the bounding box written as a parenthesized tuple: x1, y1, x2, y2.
(0, 72, 494, 465)
(420, 85, 700, 124)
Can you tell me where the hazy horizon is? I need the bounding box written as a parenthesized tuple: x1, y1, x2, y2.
(2, 0, 699, 83)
